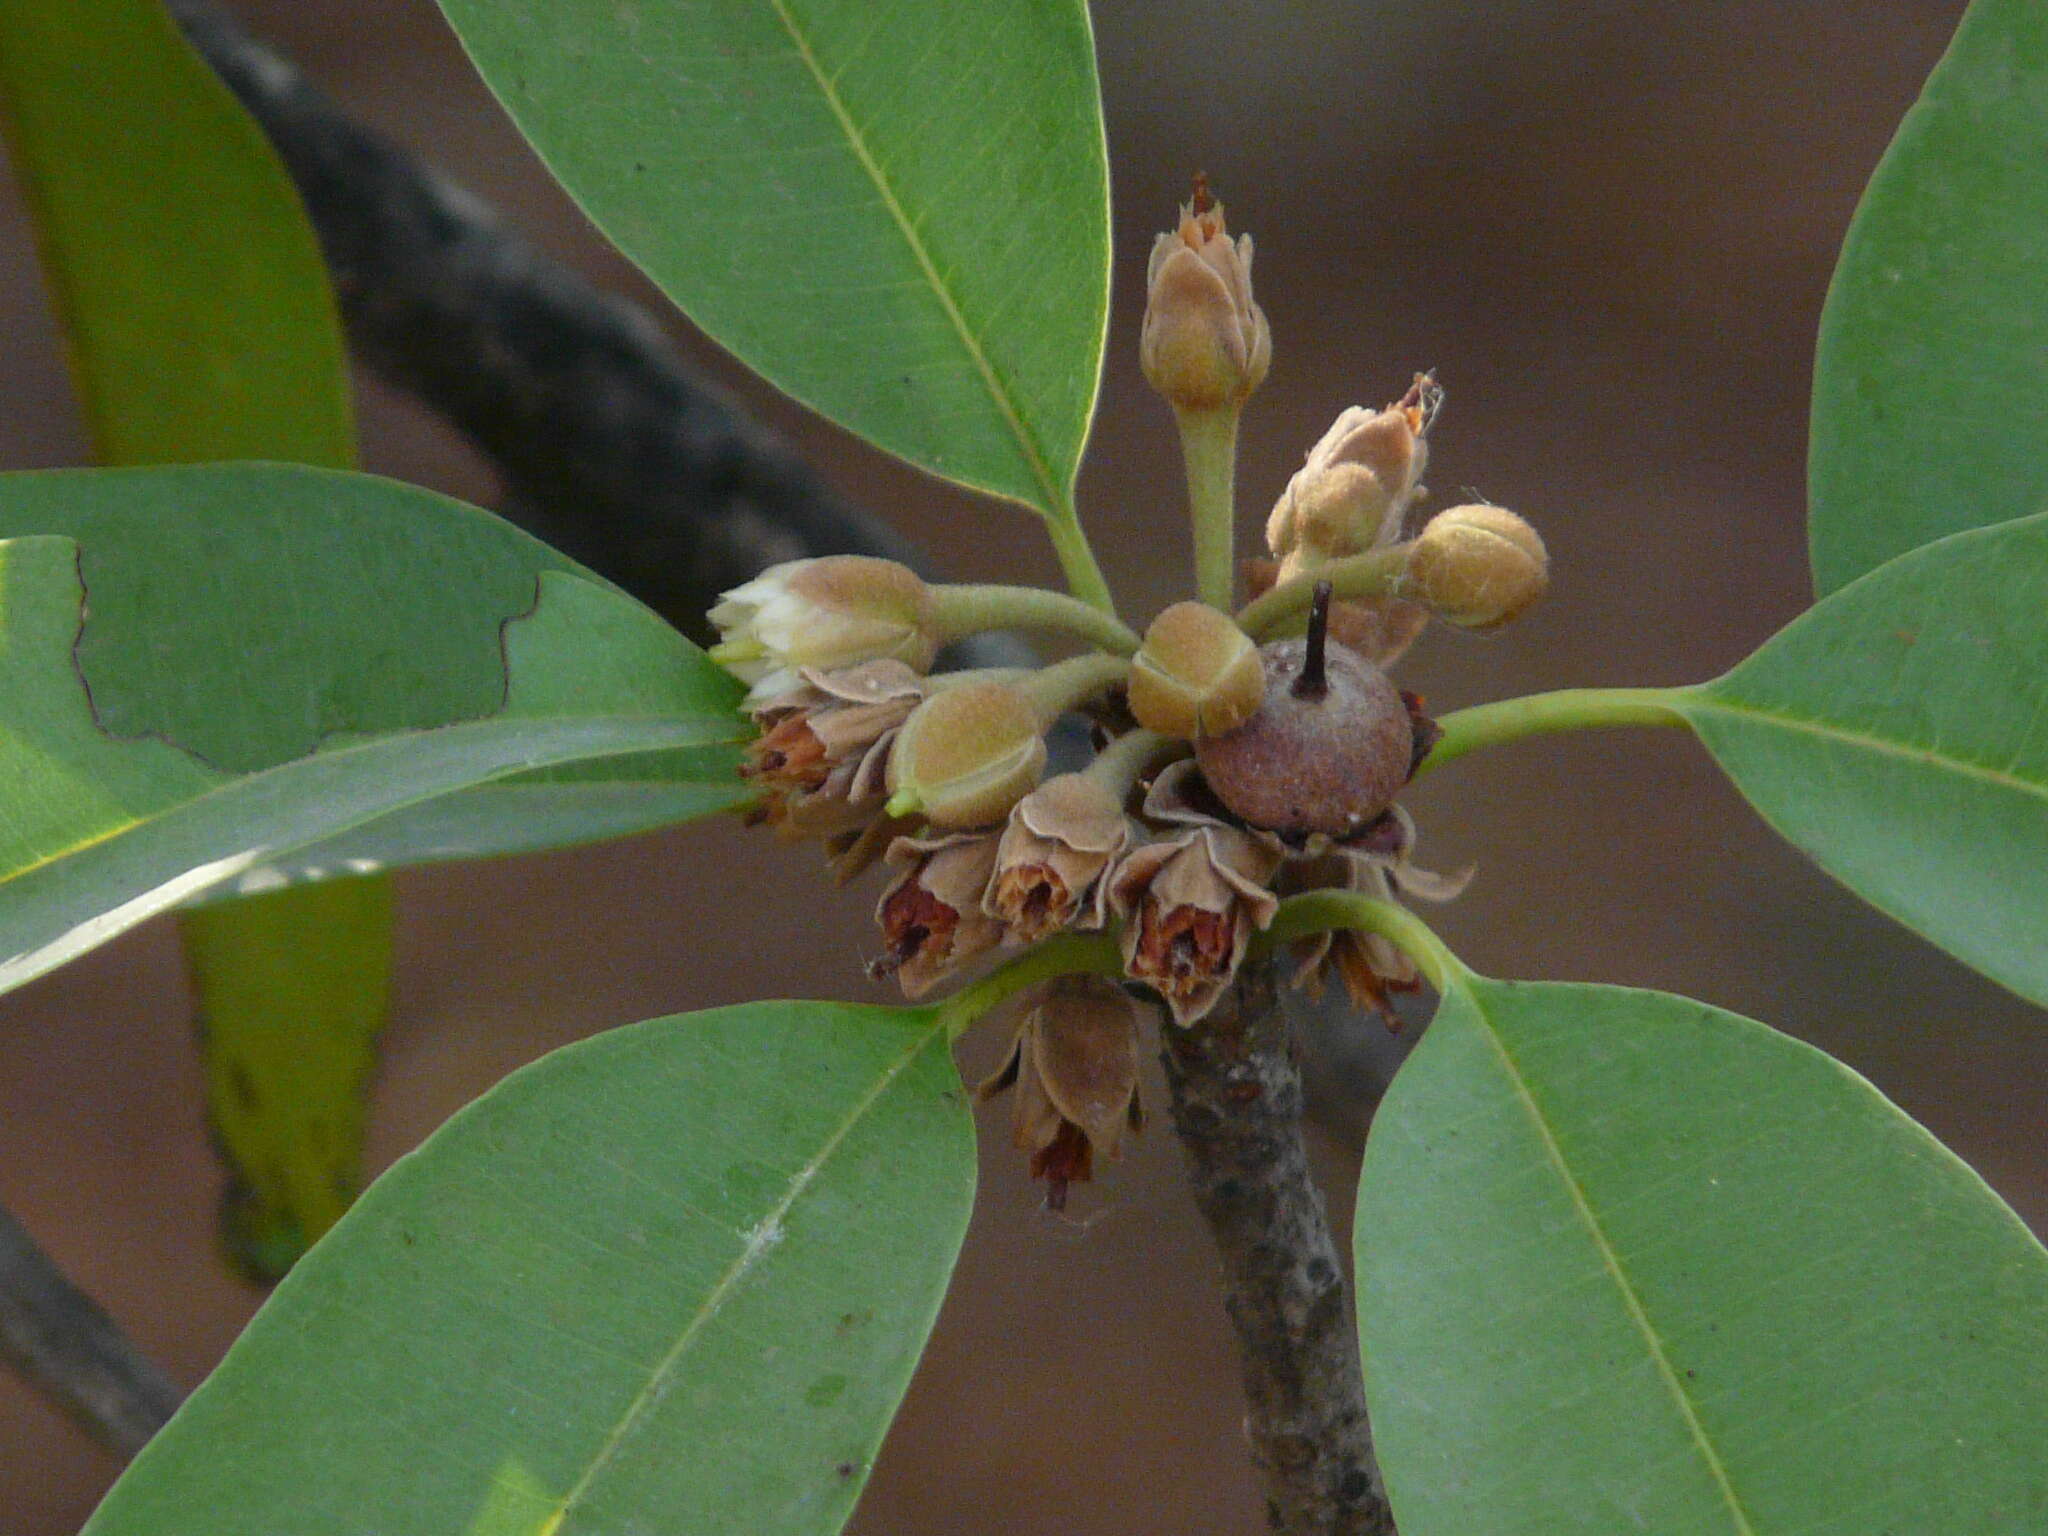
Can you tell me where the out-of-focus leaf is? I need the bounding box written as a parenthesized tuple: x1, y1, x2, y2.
(0, 0, 388, 1278)
(433, 0, 1110, 525)
(1360, 974, 2048, 1535)
(0, 0, 352, 468)
(84, 999, 976, 1536)
(181, 878, 396, 1282)
(1809, 0, 2048, 593)
(1674, 512, 2048, 1009)
(0, 464, 752, 998)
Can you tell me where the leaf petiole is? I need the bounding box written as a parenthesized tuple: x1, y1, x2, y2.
(934, 933, 1125, 1039)
(1419, 686, 1691, 778)
(1255, 891, 1464, 994)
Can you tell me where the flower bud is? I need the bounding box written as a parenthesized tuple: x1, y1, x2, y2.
(1140, 193, 1271, 413)
(709, 556, 938, 702)
(1266, 398, 1428, 572)
(1404, 504, 1549, 631)
(884, 681, 1046, 829)
(1127, 602, 1264, 740)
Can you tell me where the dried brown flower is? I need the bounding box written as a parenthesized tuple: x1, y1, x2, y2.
(741, 660, 924, 841)
(977, 977, 1149, 1208)
(871, 831, 1004, 999)
(984, 773, 1133, 945)
(1108, 761, 1282, 1025)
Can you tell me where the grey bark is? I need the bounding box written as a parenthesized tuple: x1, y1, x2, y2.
(0, 1201, 179, 1457)
(1161, 963, 1396, 1535)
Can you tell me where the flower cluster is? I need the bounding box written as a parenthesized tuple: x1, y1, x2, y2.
(711, 182, 1549, 1199)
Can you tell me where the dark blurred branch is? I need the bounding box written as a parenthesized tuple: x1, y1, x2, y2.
(164, 0, 1020, 658)
(0, 1200, 179, 1457)
(1162, 963, 1395, 1536)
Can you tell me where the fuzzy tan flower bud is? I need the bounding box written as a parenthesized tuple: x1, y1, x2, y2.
(984, 773, 1133, 944)
(709, 556, 938, 702)
(1108, 761, 1282, 1026)
(1266, 397, 1429, 575)
(1140, 195, 1271, 413)
(884, 681, 1046, 829)
(1127, 602, 1264, 740)
(872, 831, 1004, 998)
(1405, 504, 1549, 631)
(977, 977, 1149, 1208)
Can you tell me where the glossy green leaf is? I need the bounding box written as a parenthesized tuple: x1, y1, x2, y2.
(1809, 0, 2048, 594)
(84, 999, 976, 1536)
(1360, 975, 2048, 1536)
(1673, 512, 2048, 1008)
(433, 0, 1110, 523)
(0, 464, 752, 997)
(1, 0, 387, 1284)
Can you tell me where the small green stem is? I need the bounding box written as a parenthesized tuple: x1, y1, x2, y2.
(1236, 544, 1412, 637)
(1175, 405, 1242, 610)
(1044, 505, 1120, 618)
(1083, 728, 1186, 794)
(929, 583, 1140, 655)
(935, 933, 1124, 1038)
(1420, 686, 1691, 777)
(1020, 652, 1131, 722)
(1255, 892, 1462, 994)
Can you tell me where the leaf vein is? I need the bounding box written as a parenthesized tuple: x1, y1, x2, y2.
(1470, 994, 1761, 1536)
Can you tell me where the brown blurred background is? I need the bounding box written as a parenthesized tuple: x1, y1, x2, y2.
(4, 1, 2042, 1531)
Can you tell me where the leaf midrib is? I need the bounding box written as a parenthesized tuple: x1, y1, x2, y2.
(545, 1013, 947, 1530)
(1466, 984, 1761, 1536)
(763, 0, 1066, 515)
(1687, 692, 2048, 804)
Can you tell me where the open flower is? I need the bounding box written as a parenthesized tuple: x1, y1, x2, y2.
(1108, 761, 1282, 1025)
(984, 772, 1133, 944)
(977, 977, 1149, 1209)
(709, 556, 938, 702)
(871, 831, 1004, 998)
(1140, 192, 1271, 413)
(742, 660, 924, 840)
(1281, 806, 1470, 1024)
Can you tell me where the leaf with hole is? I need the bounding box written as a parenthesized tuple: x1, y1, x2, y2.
(1359, 975, 2048, 1535)
(433, 0, 1111, 526)
(1673, 511, 2048, 1009)
(82, 999, 976, 1536)
(1809, 0, 2048, 594)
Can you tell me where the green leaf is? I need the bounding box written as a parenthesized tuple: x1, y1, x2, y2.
(432, 0, 1110, 522)
(0, 0, 387, 1279)
(83, 999, 976, 1536)
(0, 464, 753, 997)
(1672, 511, 2048, 1009)
(0, 0, 352, 468)
(2, 0, 390, 1283)
(1809, 0, 2048, 594)
(1359, 975, 2048, 1536)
